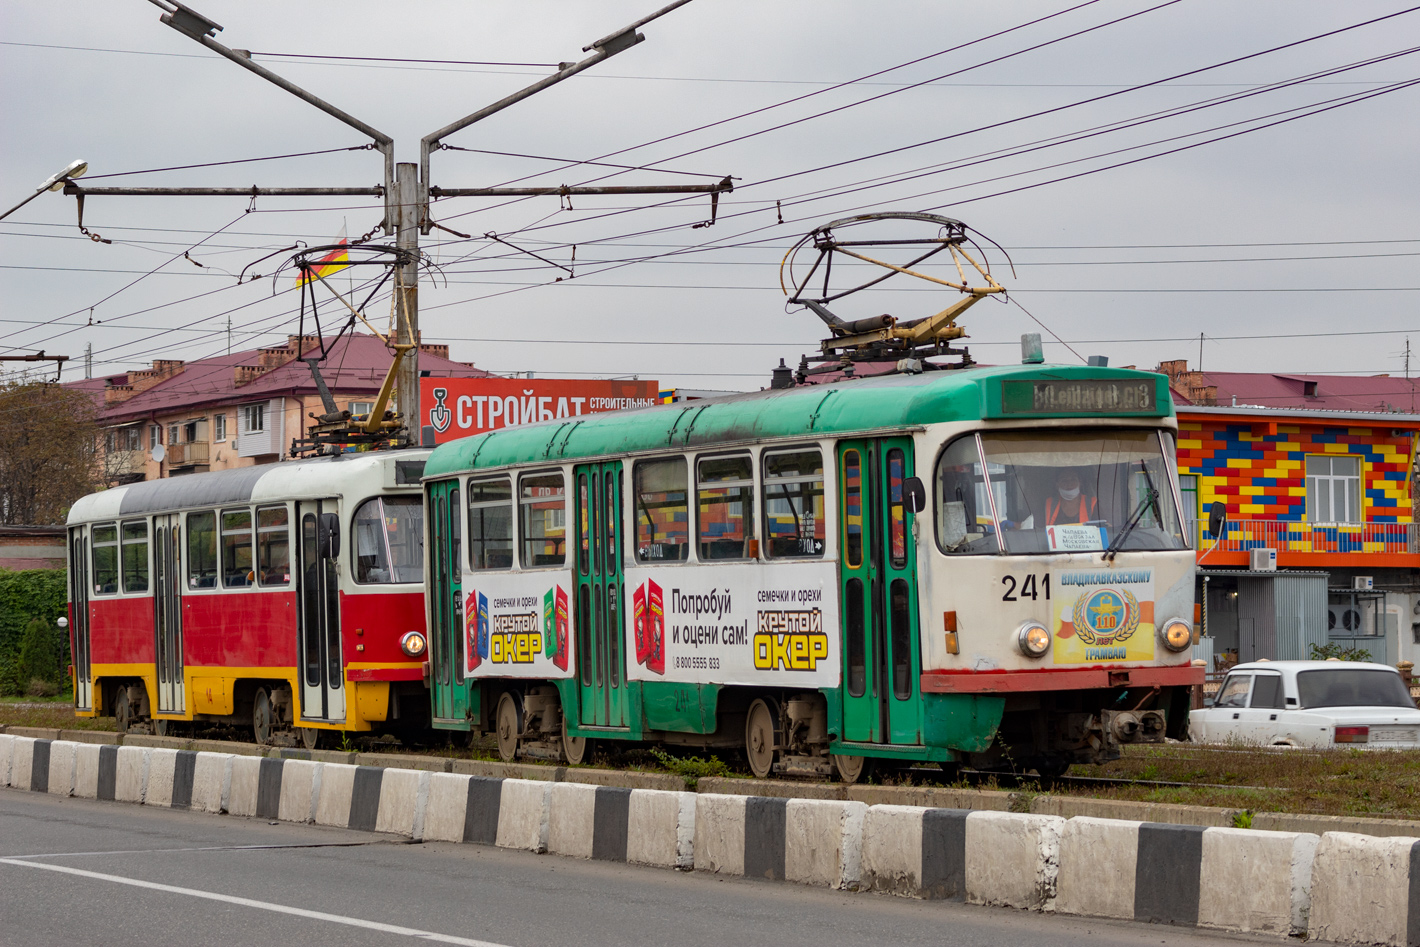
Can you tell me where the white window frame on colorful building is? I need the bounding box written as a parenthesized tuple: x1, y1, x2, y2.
(1305, 454, 1361, 524)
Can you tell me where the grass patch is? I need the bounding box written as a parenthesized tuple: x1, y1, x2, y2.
(649, 748, 733, 789)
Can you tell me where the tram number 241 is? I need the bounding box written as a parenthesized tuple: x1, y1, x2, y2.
(1001, 573, 1050, 602)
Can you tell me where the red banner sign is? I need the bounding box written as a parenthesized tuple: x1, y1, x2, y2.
(420, 377, 661, 445)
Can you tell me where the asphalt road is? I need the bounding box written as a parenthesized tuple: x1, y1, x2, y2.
(0, 790, 1271, 947)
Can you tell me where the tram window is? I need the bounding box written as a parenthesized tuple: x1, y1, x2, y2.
(519, 474, 566, 568)
(120, 520, 149, 593)
(890, 578, 912, 700)
(221, 509, 255, 588)
(605, 472, 618, 574)
(934, 436, 1001, 556)
(353, 496, 425, 584)
(91, 524, 119, 595)
(468, 479, 513, 571)
(846, 578, 866, 697)
(256, 506, 290, 587)
(635, 458, 689, 562)
(577, 474, 590, 575)
(186, 511, 218, 589)
(842, 451, 863, 568)
(697, 455, 755, 561)
(763, 450, 825, 559)
(887, 449, 908, 570)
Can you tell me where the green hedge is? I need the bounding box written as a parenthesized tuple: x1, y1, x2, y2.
(0, 569, 69, 695)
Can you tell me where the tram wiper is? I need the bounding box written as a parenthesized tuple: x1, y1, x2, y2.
(1103, 461, 1160, 562)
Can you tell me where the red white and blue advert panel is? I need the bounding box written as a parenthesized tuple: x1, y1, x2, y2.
(464, 571, 576, 680)
(622, 562, 841, 688)
(421, 378, 661, 445)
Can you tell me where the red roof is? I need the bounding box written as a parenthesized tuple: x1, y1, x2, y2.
(77, 333, 489, 424)
(1174, 371, 1420, 413)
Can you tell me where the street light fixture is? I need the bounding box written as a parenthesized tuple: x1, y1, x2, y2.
(1, 159, 88, 221)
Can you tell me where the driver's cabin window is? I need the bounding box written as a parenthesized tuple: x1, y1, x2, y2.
(935, 436, 1000, 555)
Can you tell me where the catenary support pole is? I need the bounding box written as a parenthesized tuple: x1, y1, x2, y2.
(395, 164, 420, 444)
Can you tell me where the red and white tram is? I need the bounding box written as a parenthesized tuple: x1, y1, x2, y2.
(65, 450, 431, 745)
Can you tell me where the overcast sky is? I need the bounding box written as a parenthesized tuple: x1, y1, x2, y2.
(3, 1, 1419, 392)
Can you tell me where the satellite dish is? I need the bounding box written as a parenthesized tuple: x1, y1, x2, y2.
(152, 443, 166, 463)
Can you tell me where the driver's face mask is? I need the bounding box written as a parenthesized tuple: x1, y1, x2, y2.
(1058, 485, 1081, 500)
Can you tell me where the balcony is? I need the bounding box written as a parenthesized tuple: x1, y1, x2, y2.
(1196, 518, 1420, 567)
(166, 441, 210, 467)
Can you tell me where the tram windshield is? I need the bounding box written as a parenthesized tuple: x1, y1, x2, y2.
(935, 429, 1187, 555)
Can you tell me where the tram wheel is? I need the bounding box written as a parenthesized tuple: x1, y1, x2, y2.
(831, 753, 868, 784)
(114, 688, 133, 734)
(745, 698, 777, 779)
(562, 715, 590, 766)
(253, 688, 274, 746)
(298, 727, 321, 750)
(495, 692, 520, 763)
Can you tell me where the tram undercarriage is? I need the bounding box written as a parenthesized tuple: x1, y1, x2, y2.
(973, 685, 1192, 777)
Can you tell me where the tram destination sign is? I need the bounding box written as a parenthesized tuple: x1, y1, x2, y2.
(995, 377, 1166, 418)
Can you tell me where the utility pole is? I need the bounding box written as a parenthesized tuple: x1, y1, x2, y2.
(85, 342, 92, 379)
(67, 0, 729, 446)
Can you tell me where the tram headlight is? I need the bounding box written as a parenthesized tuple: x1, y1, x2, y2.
(1016, 621, 1051, 658)
(1161, 619, 1192, 653)
(400, 631, 428, 658)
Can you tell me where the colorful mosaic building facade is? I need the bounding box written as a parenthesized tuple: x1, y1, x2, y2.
(1174, 407, 1420, 568)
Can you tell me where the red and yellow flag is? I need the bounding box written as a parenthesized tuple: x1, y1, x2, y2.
(297, 227, 350, 285)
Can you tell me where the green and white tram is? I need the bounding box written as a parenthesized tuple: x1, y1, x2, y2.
(421, 363, 1201, 780)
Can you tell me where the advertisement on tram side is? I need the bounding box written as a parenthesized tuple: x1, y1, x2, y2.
(465, 573, 574, 679)
(622, 561, 841, 687)
(421, 378, 661, 445)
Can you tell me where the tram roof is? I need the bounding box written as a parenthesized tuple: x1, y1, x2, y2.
(424, 363, 1173, 477)
(68, 449, 430, 524)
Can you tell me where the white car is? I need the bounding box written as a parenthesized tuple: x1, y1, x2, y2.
(1189, 660, 1420, 749)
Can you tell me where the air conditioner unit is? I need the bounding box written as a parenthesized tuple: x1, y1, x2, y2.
(1249, 548, 1277, 571)
(1354, 575, 1374, 591)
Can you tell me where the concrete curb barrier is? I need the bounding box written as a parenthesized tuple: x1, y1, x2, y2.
(1030, 795, 1239, 828)
(277, 759, 322, 824)
(191, 752, 231, 813)
(964, 810, 1063, 910)
(627, 789, 696, 870)
(1252, 811, 1420, 839)
(1308, 831, 1420, 947)
(58, 730, 120, 745)
(0, 734, 13, 788)
(375, 766, 426, 837)
(693, 793, 864, 887)
(46, 740, 76, 797)
(1056, 816, 1141, 920)
(143, 748, 179, 807)
(784, 799, 866, 889)
(545, 783, 695, 867)
(6, 727, 60, 740)
(114, 745, 147, 804)
(10, 736, 37, 792)
(314, 763, 388, 832)
(73, 743, 101, 798)
(496, 778, 551, 853)
(1198, 827, 1316, 936)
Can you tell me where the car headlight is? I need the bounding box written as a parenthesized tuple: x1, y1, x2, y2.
(1017, 621, 1051, 658)
(1161, 618, 1192, 653)
(400, 631, 428, 658)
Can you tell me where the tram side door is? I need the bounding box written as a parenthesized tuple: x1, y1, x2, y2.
(297, 500, 345, 722)
(428, 481, 468, 724)
(836, 439, 923, 745)
(68, 527, 93, 711)
(574, 462, 629, 729)
(152, 514, 185, 714)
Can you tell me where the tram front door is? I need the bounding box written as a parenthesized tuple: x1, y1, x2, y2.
(152, 514, 184, 715)
(68, 527, 92, 712)
(428, 480, 468, 725)
(297, 500, 345, 722)
(836, 438, 923, 746)
(574, 461, 629, 729)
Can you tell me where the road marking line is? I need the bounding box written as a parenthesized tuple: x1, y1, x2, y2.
(0, 857, 507, 946)
(5, 841, 392, 859)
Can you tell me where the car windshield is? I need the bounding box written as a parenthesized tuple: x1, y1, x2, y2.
(935, 428, 1187, 555)
(1296, 668, 1415, 709)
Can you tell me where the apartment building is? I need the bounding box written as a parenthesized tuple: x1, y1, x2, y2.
(75, 333, 488, 482)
